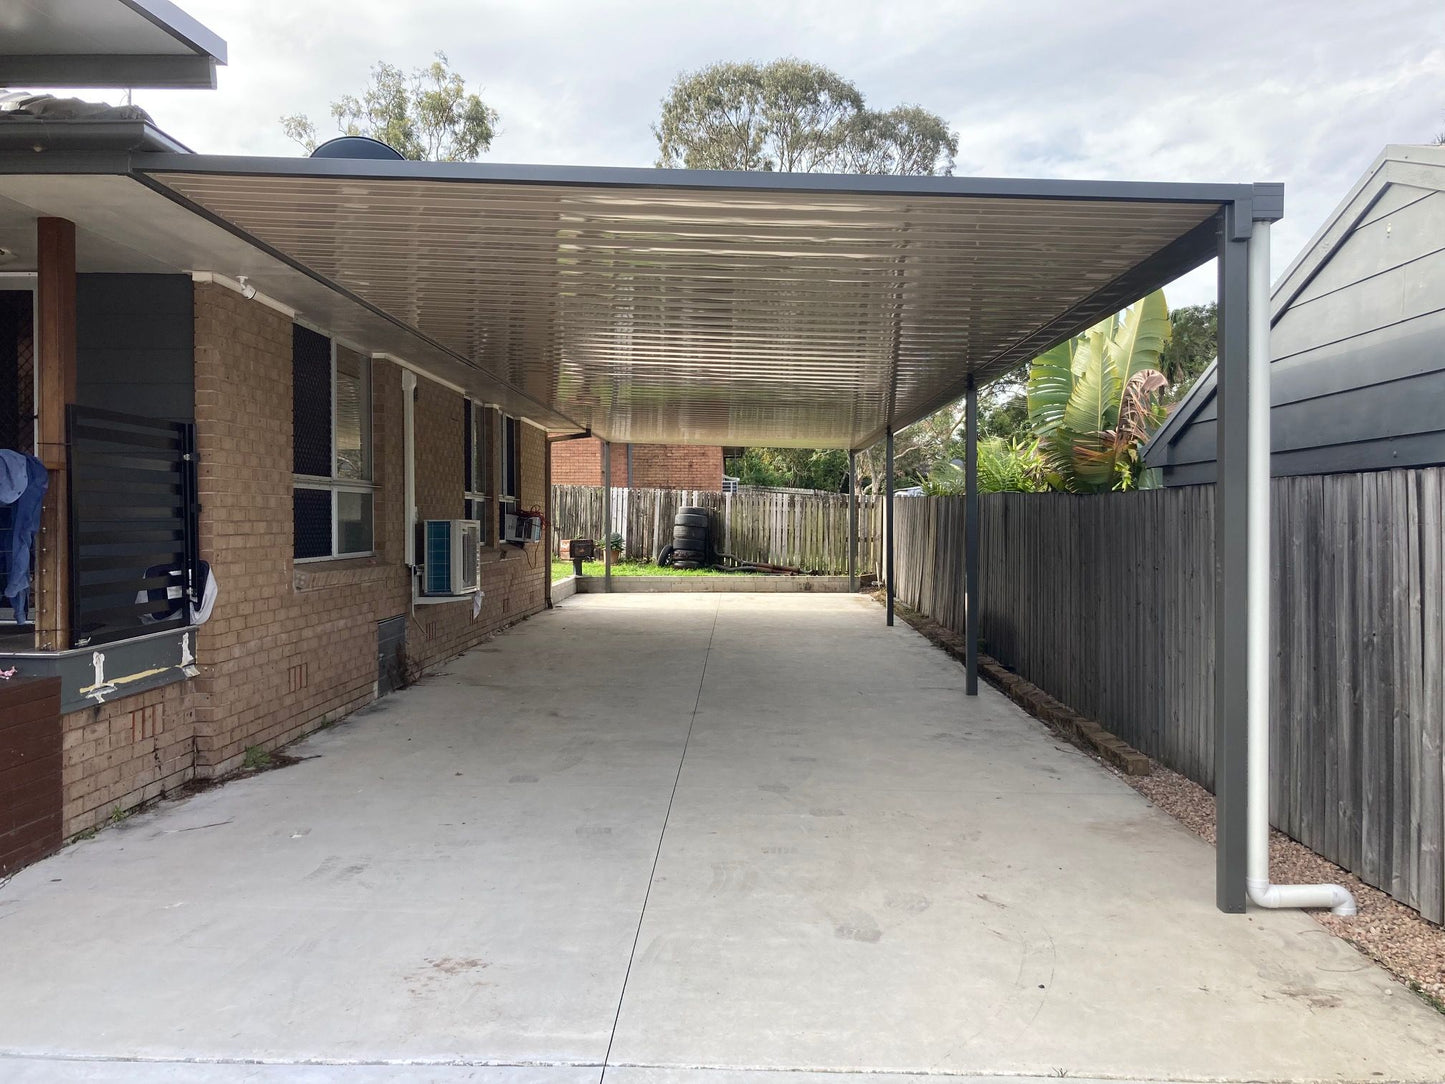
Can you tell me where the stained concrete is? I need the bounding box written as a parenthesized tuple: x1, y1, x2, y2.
(0, 593, 1441, 1083)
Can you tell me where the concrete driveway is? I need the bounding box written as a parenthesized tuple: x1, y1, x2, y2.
(1, 593, 1442, 1083)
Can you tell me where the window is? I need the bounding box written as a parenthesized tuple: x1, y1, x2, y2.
(463, 399, 490, 543)
(292, 326, 374, 560)
(498, 413, 520, 539)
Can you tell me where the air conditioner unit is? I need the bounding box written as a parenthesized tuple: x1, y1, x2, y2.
(502, 511, 542, 544)
(420, 519, 481, 595)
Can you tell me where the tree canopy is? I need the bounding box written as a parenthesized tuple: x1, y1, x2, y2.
(653, 58, 957, 175)
(282, 52, 498, 162)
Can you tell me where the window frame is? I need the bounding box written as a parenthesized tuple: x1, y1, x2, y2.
(497, 411, 520, 540)
(463, 398, 491, 544)
(293, 331, 376, 563)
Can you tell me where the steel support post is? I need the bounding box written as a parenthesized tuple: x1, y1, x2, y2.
(847, 450, 858, 592)
(1214, 202, 1252, 913)
(885, 429, 895, 626)
(601, 439, 613, 593)
(964, 375, 980, 696)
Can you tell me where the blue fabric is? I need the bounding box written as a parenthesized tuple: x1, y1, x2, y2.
(0, 449, 26, 505)
(2, 454, 47, 623)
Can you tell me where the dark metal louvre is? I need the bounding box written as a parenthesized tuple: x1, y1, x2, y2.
(66, 405, 199, 648)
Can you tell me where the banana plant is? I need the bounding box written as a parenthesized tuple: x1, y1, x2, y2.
(1026, 291, 1172, 492)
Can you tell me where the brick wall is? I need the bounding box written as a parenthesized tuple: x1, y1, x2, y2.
(551, 437, 722, 490)
(57, 285, 549, 835)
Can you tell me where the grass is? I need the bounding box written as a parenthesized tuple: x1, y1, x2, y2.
(241, 745, 273, 771)
(551, 558, 726, 582)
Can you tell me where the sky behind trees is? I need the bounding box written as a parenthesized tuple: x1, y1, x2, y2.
(71, 0, 1445, 305)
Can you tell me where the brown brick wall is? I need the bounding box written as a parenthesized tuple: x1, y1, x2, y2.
(57, 286, 549, 834)
(551, 438, 722, 490)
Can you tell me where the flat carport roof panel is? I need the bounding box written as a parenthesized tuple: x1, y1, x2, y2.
(0, 0, 226, 87)
(141, 164, 1224, 447)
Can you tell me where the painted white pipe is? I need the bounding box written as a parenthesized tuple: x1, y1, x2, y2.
(401, 370, 419, 607)
(1244, 221, 1356, 917)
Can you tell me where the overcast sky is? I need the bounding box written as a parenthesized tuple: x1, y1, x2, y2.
(122, 0, 1445, 305)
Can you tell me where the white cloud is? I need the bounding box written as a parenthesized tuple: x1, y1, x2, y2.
(64, 0, 1445, 303)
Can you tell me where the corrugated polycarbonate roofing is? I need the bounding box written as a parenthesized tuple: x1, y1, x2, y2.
(139, 158, 1243, 448)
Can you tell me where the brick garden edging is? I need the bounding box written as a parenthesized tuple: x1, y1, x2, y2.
(883, 596, 1151, 776)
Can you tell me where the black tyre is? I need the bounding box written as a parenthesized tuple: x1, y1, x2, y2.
(673, 560, 700, 570)
(673, 512, 709, 529)
(677, 506, 708, 517)
(671, 548, 704, 562)
(655, 543, 675, 566)
(673, 525, 707, 542)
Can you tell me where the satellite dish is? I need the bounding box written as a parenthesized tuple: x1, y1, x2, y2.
(310, 136, 405, 161)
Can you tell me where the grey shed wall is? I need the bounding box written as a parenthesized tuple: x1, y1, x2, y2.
(1148, 181, 1445, 485)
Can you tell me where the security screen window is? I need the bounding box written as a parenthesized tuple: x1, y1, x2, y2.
(464, 399, 491, 544)
(293, 327, 374, 560)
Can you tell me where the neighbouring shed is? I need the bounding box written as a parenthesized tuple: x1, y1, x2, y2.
(1143, 144, 1445, 485)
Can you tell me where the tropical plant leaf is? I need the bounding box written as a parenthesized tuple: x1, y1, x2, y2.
(1026, 340, 1074, 435)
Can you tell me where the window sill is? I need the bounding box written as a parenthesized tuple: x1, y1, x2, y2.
(0, 625, 199, 714)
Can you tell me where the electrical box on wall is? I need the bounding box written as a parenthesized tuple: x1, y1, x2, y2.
(419, 520, 481, 595)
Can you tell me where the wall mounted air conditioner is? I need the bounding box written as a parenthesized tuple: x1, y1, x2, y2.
(419, 519, 481, 595)
(502, 511, 542, 544)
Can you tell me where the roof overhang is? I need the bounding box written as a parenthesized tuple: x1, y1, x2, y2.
(0, 142, 1281, 449)
(0, 0, 227, 89)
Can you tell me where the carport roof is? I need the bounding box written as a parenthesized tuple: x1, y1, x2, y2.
(3, 134, 1280, 448)
(0, 0, 227, 88)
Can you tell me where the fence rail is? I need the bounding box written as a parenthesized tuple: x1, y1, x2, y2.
(883, 471, 1445, 923)
(551, 485, 875, 574)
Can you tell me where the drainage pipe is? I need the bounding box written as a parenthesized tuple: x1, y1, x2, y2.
(1244, 221, 1355, 917)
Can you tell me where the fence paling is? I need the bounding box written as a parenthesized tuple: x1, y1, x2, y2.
(880, 470, 1445, 924)
(550, 485, 874, 574)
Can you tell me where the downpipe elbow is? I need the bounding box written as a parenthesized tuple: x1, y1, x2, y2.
(1247, 877, 1357, 917)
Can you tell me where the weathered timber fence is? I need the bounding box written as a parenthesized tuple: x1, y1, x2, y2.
(551, 485, 876, 574)
(883, 469, 1445, 923)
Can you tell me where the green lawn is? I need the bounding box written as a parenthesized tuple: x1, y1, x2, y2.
(551, 558, 725, 582)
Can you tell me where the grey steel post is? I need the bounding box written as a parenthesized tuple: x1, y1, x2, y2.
(964, 375, 979, 696)
(601, 439, 613, 593)
(885, 429, 895, 626)
(847, 449, 858, 592)
(1214, 201, 1252, 913)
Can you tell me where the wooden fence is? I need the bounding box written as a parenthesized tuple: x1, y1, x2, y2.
(883, 470, 1445, 923)
(551, 485, 876, 573)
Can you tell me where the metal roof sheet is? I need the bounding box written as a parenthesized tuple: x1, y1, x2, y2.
(0, 0, 226, 88)
(138, 158, 1251, 448)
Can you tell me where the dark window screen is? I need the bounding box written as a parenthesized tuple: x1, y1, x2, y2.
(292, 325, 331, 476)
(504, 416, 519, 497)
(293, 488, 332, 559)
(463, 398, 474, 492)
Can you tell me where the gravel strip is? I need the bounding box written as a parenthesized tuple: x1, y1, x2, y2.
(1124, 762, 1445, 1014)
(881, 591, 1445, 1015)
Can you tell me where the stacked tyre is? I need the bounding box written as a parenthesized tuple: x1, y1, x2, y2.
(666, 506, 710, 569)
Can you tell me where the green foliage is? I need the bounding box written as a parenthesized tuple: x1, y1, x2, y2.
(725, 447, 849, 491)
(654, 58, 956, 175)
(1026, 291, 1172, 493)
(919, 438, 1047, 495)
(282, 52, 498, 161)
(242, 745, 273, 771)
(604, 531, 625, 552)
(1159, 302, 1217, 403)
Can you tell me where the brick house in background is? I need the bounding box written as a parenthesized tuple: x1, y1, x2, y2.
(551, 437, 724, 490)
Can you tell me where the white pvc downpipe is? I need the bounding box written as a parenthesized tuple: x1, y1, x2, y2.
(1245, 221, 1356, 917)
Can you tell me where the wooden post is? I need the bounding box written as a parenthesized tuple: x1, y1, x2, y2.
(34, 218, 76, 651)
(964, 375, 979, 696)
